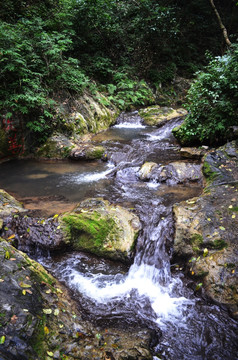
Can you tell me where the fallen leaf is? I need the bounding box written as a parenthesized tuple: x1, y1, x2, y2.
(5, 251, 10, 260)
(22, 290, 26, 295)
(207, 218, 211, 222)
(0, 279, 4, 283)
(7, 234, 15, 240)
(44, 326, 50, 335)
(195, 283, 203, 291)
(219, 226, 225, 231)
(232, 214, 236, 219)
(53, 214, 59, 219)
(11, 315, 18, 323)
(47, 351, 54, 357)
(43, 309, 52, 315)
(54, 309, 59, 316)
(229, 205, 233, 209)
(19, 282, 31, 288)
(203, 248, 209, 257)
(0, 336, 5, 344)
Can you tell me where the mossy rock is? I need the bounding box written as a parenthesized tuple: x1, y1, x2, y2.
(0, 189, 26, 217)
(139, 106, 187, 126)
(60, 198, 141, 263)
(36, 133, 75, 159)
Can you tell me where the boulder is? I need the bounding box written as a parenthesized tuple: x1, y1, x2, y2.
(36, 133, 75, 159)
(173, 141, 238, 317)
(0, 189, 26, 231)
(60, 198, 141, 263)
(180, 147, 208, 160)
(138, 106, 187, 127)
(138, 161, 202, 185)
(0, 239, 154, 360)
(70, 144, 105, 160)
(138, 162, 159, 180)
(56, 90, 118, 135)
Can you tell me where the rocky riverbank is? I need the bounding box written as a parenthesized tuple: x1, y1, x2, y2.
(173, 141, 238, 318)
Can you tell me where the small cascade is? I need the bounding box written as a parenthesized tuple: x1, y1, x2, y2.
(114, 110, 146, 128)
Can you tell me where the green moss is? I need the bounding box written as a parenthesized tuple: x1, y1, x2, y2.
(202, 161, 218, 184)
(210, 239, 228, 250)
(190, 233, 204, 248)
(29, 314, 47, 358)
(85, 146, 105, 159)
(62, 211, 116, 252)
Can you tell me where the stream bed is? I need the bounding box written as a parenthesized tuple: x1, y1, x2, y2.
(0, 112, 237, 359)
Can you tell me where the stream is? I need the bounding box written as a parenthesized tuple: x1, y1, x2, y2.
(0, 112, 237, 359)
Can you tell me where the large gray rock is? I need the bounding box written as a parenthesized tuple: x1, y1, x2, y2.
(138, 161, 202, 185)
(173, 141, 238, 317)
(60, 198, 141, 263)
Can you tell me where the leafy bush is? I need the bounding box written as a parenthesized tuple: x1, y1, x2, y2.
(173, 44, 238, 145)
(0, 9, 89, 147)
(105, 72, 155, 110)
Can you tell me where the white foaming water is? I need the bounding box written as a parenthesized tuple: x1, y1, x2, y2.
(146, 129, 171, 141)
(70, 163, 114, 183)
(147, 180, 160, 189)
(114, 122, 146, 129)
(68, 262, 194, 328)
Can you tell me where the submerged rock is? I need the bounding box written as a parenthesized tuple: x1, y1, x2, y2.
(138, 106, 187, 127)
(60, 198, 141, 263)
(0, 239, 154, 360)
(173, 141, 238, 316)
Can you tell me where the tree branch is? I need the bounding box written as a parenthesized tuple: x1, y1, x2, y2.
(209, 0, 231, 46)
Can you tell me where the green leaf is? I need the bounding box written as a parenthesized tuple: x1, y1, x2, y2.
(0, 335, 5, 344)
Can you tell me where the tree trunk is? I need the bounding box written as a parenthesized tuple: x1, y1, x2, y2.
(209, 0, 231, 47)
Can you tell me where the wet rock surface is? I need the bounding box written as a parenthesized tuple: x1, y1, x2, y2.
(138, 161, 202, 185)
(2, 198, 141, 263)
(138, 106, 187, 127)
(59, 198, 141, 263)
(0, 239, 154, 360)
(173, 141, 238, 317)
(36, 133, 106, 161)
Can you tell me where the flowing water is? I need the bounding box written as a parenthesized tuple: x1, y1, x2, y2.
(0, 112, 237, 359)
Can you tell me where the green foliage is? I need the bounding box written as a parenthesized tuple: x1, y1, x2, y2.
(173, 45, 238, 145)
(105, 73, 154, 110)
(0, 4, 89, 147)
